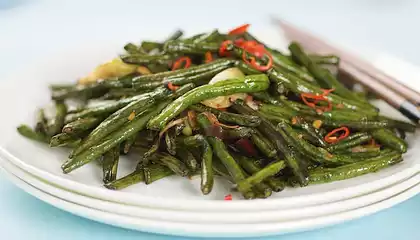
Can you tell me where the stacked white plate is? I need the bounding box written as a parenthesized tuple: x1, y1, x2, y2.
(0, 30, 419, 238)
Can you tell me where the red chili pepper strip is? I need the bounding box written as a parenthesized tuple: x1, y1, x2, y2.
(300, 88, 334, 112)
(202, 112, 239, 129)
(242, 49, 273, 72)
(243, 41, 265, 57)
(324, 127, 350, 143)
(239, 40, 257, 48)
(321, 88, 335, 95)
(250, 52, 273, 71)
(251, 47, 266, 58)
(228, 24, 250, 35)
(204, 51, 213, 63)
(234, 38, 246, 47)
(300, 93, 332, 112)
(224, 194, 233, 201)
(167, 82, 179, 91)
(300, 93, 326, 108)
(172, 56, 192, 71)
(242, 50, 255, 66)
(235, 39, 264, 57)
(219, 40, 232, 57)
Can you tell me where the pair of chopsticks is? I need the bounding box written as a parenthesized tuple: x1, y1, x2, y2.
(272, 18, 420, 124)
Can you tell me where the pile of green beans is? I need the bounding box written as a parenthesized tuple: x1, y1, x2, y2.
(17, 26, 416, 200)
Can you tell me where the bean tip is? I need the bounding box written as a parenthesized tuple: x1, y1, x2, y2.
(61, 162, 73, 174)
(103, 183, 117, 190)
(201, 186, 213, 195)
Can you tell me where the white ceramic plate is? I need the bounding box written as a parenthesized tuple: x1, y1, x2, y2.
(1, 153, 419, 224)
(1, 163, 419, 238)
(0, 29, 419, 211)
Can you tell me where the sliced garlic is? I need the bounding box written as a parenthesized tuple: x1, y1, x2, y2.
(78, 58, 138, 85)
(201, 68, 247, 109)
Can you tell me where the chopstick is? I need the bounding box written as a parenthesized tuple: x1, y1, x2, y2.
(272, 17, 420, 124)
(341, 62, 420, 123)
(272, 18, 420, 105)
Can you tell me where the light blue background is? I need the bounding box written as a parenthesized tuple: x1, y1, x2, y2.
(1, 1, 419, 239)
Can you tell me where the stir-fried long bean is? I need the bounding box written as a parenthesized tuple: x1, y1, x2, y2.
(147, 74, 270, 130)
(18, 24, 416, 200)
(46, 101, 67, 136)
(70, 88, 167, 157)
(102, 146, 120, 183)
(62, 101, 170, 173)
(179, 134, 214, 194)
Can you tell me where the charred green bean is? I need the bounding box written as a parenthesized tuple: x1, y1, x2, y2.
(148, 74, 270, 130)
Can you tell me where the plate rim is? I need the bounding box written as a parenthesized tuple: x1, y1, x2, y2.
(1, 153, 419, 223)
(1, 144, 419, 211)
(1, 160, 419, 238)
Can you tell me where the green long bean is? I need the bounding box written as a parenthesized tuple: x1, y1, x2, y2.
(102, 146, 120, 183)
(148, 74, 270, 130)
(150, 152, 189, 177)
(371, 128, 408, 153)
(289, 42, 362, 101)
(178, 134, 214, 194)
(237, 160, 286, 193)
(267, 67, 378, 115)
(104, 170, 144, 190)
(189, 104, 261, 127)
(62, 101, 170, 173)
(17, 125, 49, 143)
(62, 117, 102, 136)
(327, 133, 372, 152)
(250, 130, 277, 158)
(231, 101, 309, 186)
(303, 151, 402, 185)
(143, 164, 174, 184)
(47, 101, 67, 136)
(196, 114, 250, 195)
(132, 59, 234, 87)
(236, 155, 285, 192)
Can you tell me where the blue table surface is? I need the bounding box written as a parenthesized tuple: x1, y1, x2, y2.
(1, 1, 420, 239)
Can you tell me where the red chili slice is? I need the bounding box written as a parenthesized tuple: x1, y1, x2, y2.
(302, 88, 334, 112)
(234, 38, 246, 47)
(250, 51, 273, 71)
(202, 112, 238, 129)
(172, 56, 192, 71)
(167, 82, 179, 91)
(300, 93, 332, 112)
(228, 24, 250, 35)
(242, 49, 273, 72)
(219, 40, 233, 57)
(321, 88, 335, 95)
(224, 194, 233, 200)
(324, 127, 350, 143)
